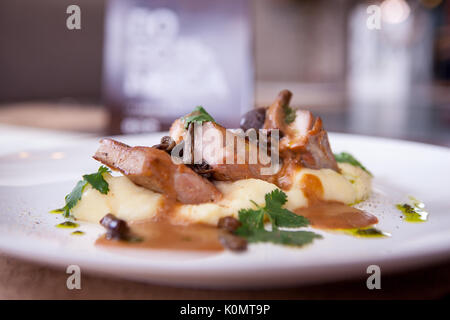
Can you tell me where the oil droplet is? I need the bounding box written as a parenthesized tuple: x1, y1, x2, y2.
(49, 208, 64, 214)
(71, 230, 85, 235)
(341, 227, 390, 238)
(396, 196, 428, 223)
(56, 221, 79, 229)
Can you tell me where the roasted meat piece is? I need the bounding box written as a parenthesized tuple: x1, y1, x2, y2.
(93, 138, 222, 204)
(168, 89, 338, 188)
(264, 90, 339, 172)
(170, 120, 278, 182)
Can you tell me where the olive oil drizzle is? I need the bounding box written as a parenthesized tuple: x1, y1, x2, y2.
(396, 196, 428, 223)
(341, 227, 390, 238)
(71, 230, 85, 235)
(56, 221, 79, 228)
(49, 208, 64, 214)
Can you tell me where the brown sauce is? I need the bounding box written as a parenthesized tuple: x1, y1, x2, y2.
(299, 173, 324, 202)
(294, 201, 378, 229)
(296, 173, 378, 229)
(96, 221, 224, 252)
(156, 195, 177, 222)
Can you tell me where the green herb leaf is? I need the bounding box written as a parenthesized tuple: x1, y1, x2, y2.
(183, 106, 215, 129)
(237, 207, 265, 231)
(62, 180, 87, 217)
(234, 189, 321, 247)
(53, 166, 110, 218)
(265, 188, 288, 206)
(264, 189, 309, 229)
(240, 229, 322, 246)
(82, 166, 110, 194)
(283, 105, 296, 124)
(334, 152, 372, 176)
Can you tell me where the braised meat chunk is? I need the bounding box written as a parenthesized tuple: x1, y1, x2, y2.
(171, 120, 278, 183)
(293, 113, 338, 171)
(263, 90, 339, 172)
(94, 90, 338, 202)
(93, 138, 222, 204)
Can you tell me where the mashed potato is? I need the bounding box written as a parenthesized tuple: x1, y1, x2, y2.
(72, 163, 372, 225)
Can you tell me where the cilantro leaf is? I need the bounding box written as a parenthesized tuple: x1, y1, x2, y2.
(183, 106, 215, 129)
(234, 189, 321, 247)
(264, 189, 309, 229)
(267, 207, 310, 230)
(242, 229, 322, 246)
(53, 166, 110, 218)
(265, 188, 287, 206)
(237, 207, 265, 231)
(62, 180, 87, 217)
(83, 166, 110, 194)
(334, 152, 372, 176)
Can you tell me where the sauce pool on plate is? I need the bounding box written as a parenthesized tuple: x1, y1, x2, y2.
(297, 173, 378, 229)
(96, 221, 224, 252)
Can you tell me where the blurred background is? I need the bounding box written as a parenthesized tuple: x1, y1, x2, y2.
(0, 0, 449, 147)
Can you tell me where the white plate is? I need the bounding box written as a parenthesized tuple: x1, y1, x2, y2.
(0, 133, 449, 289)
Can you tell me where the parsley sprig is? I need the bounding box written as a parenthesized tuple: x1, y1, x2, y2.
(334, 152, 372, 176)
(52, 166, 110, 217)
(283, 104, 296, 124)
(234, 189, 322, 247)
(183, 106, 215, 129)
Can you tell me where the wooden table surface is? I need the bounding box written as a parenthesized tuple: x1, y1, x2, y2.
(0, 253, 449, 299)
(0, 103, 449, 300)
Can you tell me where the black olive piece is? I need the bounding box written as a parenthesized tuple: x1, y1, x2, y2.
(100, 213, 130, 241)
(240, 107, 267, 132)
(217, 216, 242, 232)
(218, 231, 248, 252)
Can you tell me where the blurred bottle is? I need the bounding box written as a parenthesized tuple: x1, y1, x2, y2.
(103, 0, 253, 134)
